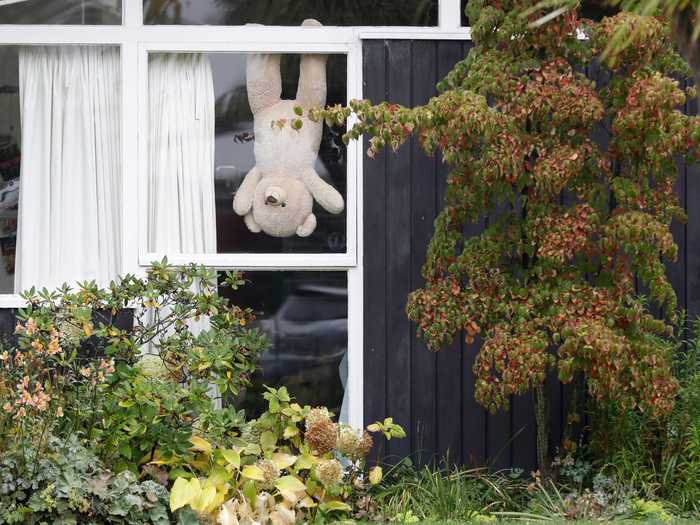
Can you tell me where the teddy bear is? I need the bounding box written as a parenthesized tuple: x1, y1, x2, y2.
(232, 19, 345, 238)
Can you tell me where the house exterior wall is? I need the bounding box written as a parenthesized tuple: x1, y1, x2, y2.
(361, 38, 700, 471)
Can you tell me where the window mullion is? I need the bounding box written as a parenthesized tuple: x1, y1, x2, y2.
(439, 0, 462, 30)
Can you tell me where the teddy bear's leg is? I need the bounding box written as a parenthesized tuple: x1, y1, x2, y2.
(244, 212, 262, 233)
(246, 54, 282, 115)
(296, 22, 327, 109)
(296, 213, 317, 237)
(233, 166, 262, 216)
(302, 168, 345, 215)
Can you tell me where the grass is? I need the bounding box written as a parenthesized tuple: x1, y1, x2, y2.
(369, 460, 699, 525)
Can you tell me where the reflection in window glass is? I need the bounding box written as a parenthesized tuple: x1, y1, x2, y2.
(219, 271, 347, 420)
(0, 0, 121, 24)
(144, 0, 437, 26)
(147, 52, 347, 255)
(0, 45, 122, 294)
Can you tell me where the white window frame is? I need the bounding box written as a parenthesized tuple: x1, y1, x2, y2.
(0, 0, 471, 428)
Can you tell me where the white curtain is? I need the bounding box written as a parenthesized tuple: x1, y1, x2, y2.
(16, 45, 121, 292)
(148, 53, 216, 253)
(146, 54, 217, 404)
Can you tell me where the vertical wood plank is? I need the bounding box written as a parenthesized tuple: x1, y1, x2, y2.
(362, 41, 388, 437)
(385, 40, 413, 461)
(685, 88, 700, 321)
(410, 40, 439, 465)
(435, 40, 467, 466)
(458, 40, 488, 468)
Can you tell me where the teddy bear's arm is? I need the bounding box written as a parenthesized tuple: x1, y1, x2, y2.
(246, 54, 282, 115)
(302, 168, 344, 215)
(233, 166, 262, 216)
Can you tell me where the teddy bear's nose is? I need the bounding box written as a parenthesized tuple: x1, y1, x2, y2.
(264, 186, 287, 207)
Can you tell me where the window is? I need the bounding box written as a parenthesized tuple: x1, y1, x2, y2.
(143, 0, 438, 26)
(146, 52, 348, 257)
(0, 0, 121, 24)
(0, 44, 122, 294)
(220, 271, 348, 418)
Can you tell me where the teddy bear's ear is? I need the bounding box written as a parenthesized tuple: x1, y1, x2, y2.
(296, 213, 317, 237)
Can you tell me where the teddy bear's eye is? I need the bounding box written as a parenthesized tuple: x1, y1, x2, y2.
(281, 203, 286, 207)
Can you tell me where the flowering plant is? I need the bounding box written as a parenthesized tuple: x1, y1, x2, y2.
(0, 259, 268, 473)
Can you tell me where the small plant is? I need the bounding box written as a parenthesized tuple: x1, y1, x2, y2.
(166, 386, 403, 524)
(0, 435, 171, 525)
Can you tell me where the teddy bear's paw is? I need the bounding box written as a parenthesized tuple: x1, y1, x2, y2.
(296, 214, 317, 237)
(244, 212, 262, 233)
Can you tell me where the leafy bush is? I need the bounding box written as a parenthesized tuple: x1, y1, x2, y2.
(167, 386, 405, 524)
(314, 1, 700, 474)
(0, 435, 170, 524)
(0, 260, 268, 475)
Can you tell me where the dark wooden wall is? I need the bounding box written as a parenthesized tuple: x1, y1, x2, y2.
(361, 39, 700, 471)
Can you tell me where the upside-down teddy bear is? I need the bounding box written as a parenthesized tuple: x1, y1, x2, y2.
(232, 19, 344, 237)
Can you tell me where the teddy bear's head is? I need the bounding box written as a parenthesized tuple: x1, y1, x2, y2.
(251, 176, 315, 237)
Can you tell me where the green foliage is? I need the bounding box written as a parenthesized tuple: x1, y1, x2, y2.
(0, 436, 170, 525)
(0, 259, 267, 475)
(316, 1, 700, 472)
(590, 318, 700, 513)
(167, 386, 402, 523)
(374, 460, 527, 522)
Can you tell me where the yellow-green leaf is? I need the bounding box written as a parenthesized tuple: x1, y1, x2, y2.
(189, 436, 212, 455)
(169, 477, 200, 512)
(260, 430, 277, 451)
(369, 466, 383, 485)
(295, 454, 316, 470)
(320, 500, 352, 513)
(191, 483, 216, 512)
(283, 425, 299, 439)
(366, 423, 381, 432)
(272, 453, 297, 470)
(275, 475, 306, 493)
(241, 464, 265, 481)
(221, 449, 240, 469)
(299, 496, 317, 508)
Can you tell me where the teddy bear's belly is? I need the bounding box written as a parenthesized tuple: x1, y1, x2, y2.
(254, 103, 323, 178)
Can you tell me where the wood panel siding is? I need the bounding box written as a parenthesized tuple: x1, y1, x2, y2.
(362, 39, 700, 471)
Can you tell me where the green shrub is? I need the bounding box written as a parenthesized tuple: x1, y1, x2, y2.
(0, 435, 170, 524)
(0, 260, 268, 475)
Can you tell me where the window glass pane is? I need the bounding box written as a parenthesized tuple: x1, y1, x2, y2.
(0, 0, 121, 24)
(0, 45, 122, 294)
(144, 0, 437, 25)
(219, 271, 348, 419)
(147, 52, 347, 255)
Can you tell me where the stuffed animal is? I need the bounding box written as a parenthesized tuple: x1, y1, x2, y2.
(232, 19, 344, 238)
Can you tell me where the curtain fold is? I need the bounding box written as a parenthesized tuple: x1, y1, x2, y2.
(16, 45, 121, 292)
(148, 53, 216, 253)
